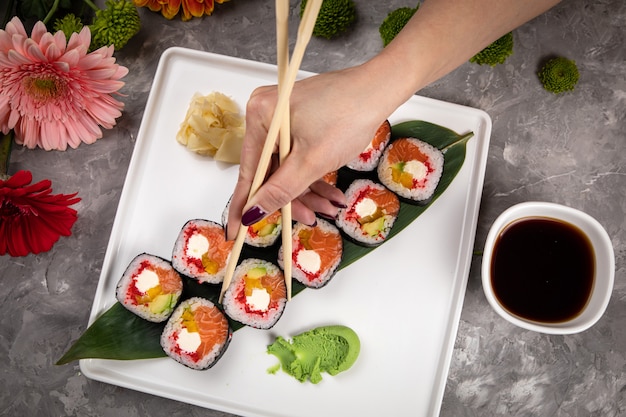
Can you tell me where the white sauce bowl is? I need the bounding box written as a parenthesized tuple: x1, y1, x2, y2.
(481, 202, 615, 334)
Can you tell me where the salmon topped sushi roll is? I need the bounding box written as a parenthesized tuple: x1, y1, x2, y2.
(377, 137, 444, 204)
(346, 120, 391, 172)
(223, 200, 282, 248)
(222, 258, 287, 329)
(336, 179, 400, 246)
(245, 210, 282, 248)
(172, 219, 234, 284)
(161, 297, 232, 370)
(278, 219, 343, 288)
(116, 253, 183, 322)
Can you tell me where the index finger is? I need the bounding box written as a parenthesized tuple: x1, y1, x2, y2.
(226, 87, 278, 240)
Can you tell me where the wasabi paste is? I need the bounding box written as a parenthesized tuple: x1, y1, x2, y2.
(267, 325, 360, 384)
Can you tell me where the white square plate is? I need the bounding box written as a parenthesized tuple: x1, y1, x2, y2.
(81, 47, 492, 417)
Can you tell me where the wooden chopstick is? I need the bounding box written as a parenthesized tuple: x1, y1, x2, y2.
(219, 0, 323, 302)
(276, 0, 293, 300)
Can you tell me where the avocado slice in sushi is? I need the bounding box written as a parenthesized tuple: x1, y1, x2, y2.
(149, 294, 175, 314)
(361, 217, 386, 237)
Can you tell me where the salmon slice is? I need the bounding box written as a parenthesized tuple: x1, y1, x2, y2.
(132, 263, 183, 305)
(193, 304, 231, 359)
(261, 271, 287, 303)
(239, 270, 286, 310)
(196, 225, 234, 273)
(248, 210, 281, 237)
(295, 226, 342, 275)
(359, 120, 391, 162)
(377, 137, 444, 203)
(336, 179, 400, 247)
(161, 297, 231, 369)
(347, 120, 391, 170)
(158, 266, 184, 293)
(372, 120, 392, 150)
(386, 138, 430, 164)
(223, 259, 287, 329)
(366, 186, 400, 216)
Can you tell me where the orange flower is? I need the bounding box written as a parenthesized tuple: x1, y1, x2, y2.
(133, 0, 229, 21)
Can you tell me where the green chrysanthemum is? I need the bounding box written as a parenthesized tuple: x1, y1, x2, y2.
(53, 14, 84, 40)
(538, 57, 580, 94)
(379, 6, 418, 47)
(470, 32, 514, 66)
(89, 0, 141, 50)
(301, 0, 357, 39)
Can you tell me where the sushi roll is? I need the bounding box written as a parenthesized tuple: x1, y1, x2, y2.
(336, 179, 400, 247)
(172, 219, 234, 284)
(160, 297, 232, 370)
(377, 137, 444, 204)
(222, 258, 287, 329)
(346, 120, 392, 172)
(223, 200, 282, 248)
(116, 253, 183, 322)
(277, 218, 343, 288)
(244, 210, 282, 248)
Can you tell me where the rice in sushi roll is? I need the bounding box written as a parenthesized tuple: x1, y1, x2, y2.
(223, 200, 282, 248)
(377, 137, 444, 204)
(160, 297, 232, 370)
(346, 120, 391, 172)
(278, 218, 343, 288)
(222, 258, 287, 329)
(172, 219, 234, 284)
(116, 253, 183, 322)
(336, 179, 400, 247)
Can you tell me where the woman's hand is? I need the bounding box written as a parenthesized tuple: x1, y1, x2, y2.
(226, 65, 393, 239)
(226, 0, 562, 240)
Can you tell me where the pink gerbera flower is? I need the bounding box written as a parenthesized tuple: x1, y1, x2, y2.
(0, 17, 129, 150)
(0, 170, 81, 257)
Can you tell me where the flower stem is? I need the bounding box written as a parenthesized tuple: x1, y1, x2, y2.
(43, 0, 61, 25)
(82, 0, 101, 13)
(0, 131, 13, 180)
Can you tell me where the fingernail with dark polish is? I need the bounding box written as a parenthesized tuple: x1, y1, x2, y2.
(309, 219, 318, 227)
(316, 212, 336, 221)
(242, 205, 267, 226)
(331, 200, 347, 209)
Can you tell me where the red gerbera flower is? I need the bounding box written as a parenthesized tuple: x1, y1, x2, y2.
(0, 170, 81, 257)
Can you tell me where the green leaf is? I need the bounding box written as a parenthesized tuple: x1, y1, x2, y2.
(56, 303, 166, 364)
(57, 120, 473, 364)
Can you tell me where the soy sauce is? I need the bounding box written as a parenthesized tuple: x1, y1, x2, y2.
(490, 217, 595, 323)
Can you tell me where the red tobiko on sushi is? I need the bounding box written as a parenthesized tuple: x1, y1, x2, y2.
(222, 259, 287, 329)
(336, 179, 400, 247)
(278, 219, 343, 289)
(0, 170, 80, 257)
(161, 297, 232, 370)
(346, 120, 391, 172)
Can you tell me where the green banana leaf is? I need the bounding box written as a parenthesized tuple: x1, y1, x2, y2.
(56, 120, 473, 365)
